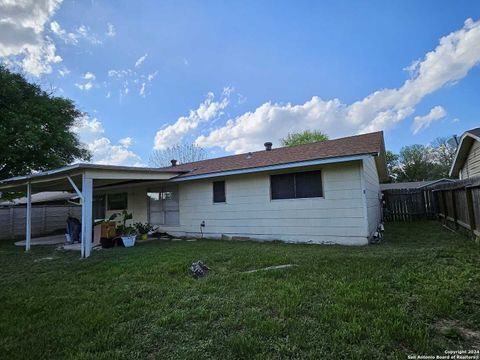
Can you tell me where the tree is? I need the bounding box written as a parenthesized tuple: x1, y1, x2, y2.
(394, 145, 434, 182)
(392, 138, 457, 182)
(385, 150, 399, 182)
(430, 137, 456, 177)
(149, 143, 207, 167)
(280, 130, 329, 147)
(0, 66, 91, 180)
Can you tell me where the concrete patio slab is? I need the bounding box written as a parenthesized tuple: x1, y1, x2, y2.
(15, 234, 66, 246)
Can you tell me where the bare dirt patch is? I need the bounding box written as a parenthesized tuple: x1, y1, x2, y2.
(434, 320, 480, 349)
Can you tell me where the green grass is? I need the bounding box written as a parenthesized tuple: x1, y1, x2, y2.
(0, 222, 479, 359)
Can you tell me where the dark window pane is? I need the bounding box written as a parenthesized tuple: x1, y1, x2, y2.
(295, 171, 323, 198)
(271, 173, 295, 199)
(93, 195, 106, 220)
(213, 181, 226, 203)
(107, 193, 128, 210)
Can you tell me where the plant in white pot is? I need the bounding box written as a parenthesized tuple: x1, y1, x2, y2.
(117, 210, 136, 247)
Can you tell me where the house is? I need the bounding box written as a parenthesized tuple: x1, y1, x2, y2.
(0, 191, 76, 207)
(0, 131, 388, 257)
(450, 127, 480, 179)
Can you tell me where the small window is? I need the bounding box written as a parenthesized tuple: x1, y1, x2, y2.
(213, 181, 226, 203)
(271, 170, 322, 200)
(107, 193, 128, 210)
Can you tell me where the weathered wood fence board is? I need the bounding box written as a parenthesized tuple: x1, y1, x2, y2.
(0, 205, 81, 240)
(383, 176, 480, 238)
(434, 176, 480, 237)
(383, 188, 438, 222)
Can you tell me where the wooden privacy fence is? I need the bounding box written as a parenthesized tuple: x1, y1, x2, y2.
(0, 205, 81, 240)
(383, 188, 438, 222)
(433, 176, 480, 238)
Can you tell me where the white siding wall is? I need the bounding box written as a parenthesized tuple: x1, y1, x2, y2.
(103, 188, 149, 225)
(123, 161, 370, 245)
(362, 157, 381, 237)
(460, 141, 480, 179)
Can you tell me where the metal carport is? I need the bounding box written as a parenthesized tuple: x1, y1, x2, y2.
(0, 164, 183, 258)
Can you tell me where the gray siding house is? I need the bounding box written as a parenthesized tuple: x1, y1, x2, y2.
(450, 127, 480, 179)
(0, 131, 388, 256)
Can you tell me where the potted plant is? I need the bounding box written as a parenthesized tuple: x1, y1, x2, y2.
(116, 210, 136, 247)
(133, 222, 154, 240)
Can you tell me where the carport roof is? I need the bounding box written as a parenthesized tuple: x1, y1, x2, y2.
(0, 163, 185, 193)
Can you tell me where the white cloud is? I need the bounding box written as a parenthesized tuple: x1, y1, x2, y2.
(147, 71, 158, 81)
(139, 82, 146, 97)
(154, 91, 231, 150)
(75, 82, 93, 91)
(86, 138, 142, 165)
(196, 18, 480, 153)
(75, 72, 96, 91)
(106, 22, 116, 37)
(119, 137, 133, 147)
(0, 0, 63, 76)
(50, 20, 78, 44)
(411, 106, 447, 134)
(83, 72, 95, 80)
(106, 68, 156, 99)
(72, 116, 142, 165)
(452, 118, 460, 123)
(71, 115, 104, 142)
(58, 66, 70, 77)
(135, 53, 148, 68)
(76, 25, 101, 45)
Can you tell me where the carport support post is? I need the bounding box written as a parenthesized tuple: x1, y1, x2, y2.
(25, 182, 32, 252)
(81, 175, 93, 258)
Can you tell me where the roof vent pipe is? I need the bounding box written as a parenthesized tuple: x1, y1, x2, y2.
(264, 142, 272, 151)
(171, 159, 177, 166)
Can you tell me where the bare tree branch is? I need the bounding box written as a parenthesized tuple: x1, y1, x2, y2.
(149, 143, 208, 167)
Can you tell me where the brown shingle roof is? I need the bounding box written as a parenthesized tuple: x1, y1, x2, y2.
(159, 131, 385, 178)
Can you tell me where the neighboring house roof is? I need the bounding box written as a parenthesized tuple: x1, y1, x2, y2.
(380, 179, 454, 191)
(450, 127, 480, 177)
(159, 131, 387, 181)
(0, 192, 77, 206)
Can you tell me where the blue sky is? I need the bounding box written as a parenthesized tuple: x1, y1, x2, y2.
(1, 0, 480, 165)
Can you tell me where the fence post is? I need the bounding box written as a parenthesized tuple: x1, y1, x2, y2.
(465, 187, 476, 238)
(9, 207, 14, 239)
(451, 190, 458, 230)
(441, 191, 448, 225)
(42, 206, 47, 233)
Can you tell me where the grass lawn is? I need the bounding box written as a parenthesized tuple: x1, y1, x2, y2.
(0, 221, 479, 359)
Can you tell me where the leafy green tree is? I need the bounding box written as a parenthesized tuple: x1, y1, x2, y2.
(280, 130, 329, 147)
(0, 66, 90, 180)
(385, 150, 399, 182)
(392, 138, 457, 182)
(430, 137, 456, 177)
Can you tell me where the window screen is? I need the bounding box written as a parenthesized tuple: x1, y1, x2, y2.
(107, 193, 128, 210)
(271, 170, 322, 200)
(213, 181, 226, 203)
(295, 171, 323, 198)
(270, 173, 295, 199)
(93, 195, 106, 220)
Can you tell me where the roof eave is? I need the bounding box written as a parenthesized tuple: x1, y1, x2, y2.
(449, 132, 479, 177)
(169, 153, 374, 182)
